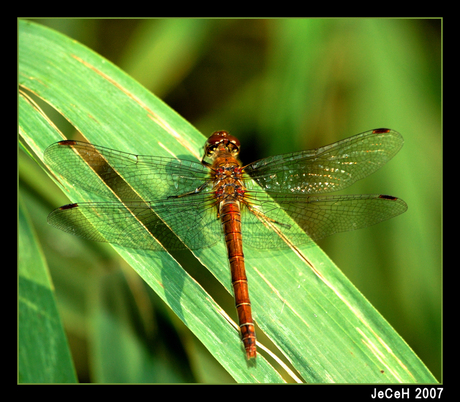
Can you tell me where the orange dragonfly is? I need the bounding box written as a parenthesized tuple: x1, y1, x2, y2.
(45, 128, 407, 359)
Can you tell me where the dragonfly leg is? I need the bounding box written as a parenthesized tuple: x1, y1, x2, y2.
(167, 182, 209, 199)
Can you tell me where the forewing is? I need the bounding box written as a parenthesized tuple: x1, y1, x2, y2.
(44, 140, 211, 201)
(244, 129, 403, 195)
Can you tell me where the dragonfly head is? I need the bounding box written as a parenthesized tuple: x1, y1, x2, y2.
(204, 130, 241, 158)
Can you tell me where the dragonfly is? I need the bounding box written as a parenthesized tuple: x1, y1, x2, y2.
(44, 128, 407, 360)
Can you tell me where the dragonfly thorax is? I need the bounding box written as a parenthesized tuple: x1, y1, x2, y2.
(214, 166, 244, 180)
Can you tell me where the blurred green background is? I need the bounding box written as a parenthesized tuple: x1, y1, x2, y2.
(19, 18, 441, 383)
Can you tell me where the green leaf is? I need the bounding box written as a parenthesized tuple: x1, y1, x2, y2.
(18, 194, 77, 383)
(19, 19, 437, 383)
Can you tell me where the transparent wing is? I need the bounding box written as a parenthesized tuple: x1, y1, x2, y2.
(47, 195, 223, 251)
(44, 140, 211, 201)
(240, 191, 408, 249)
(244, 129, 403, 195)
(48, 192, 407, 251)
(45, 134, 407, 252)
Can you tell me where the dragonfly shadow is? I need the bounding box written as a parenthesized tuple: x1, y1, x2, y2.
(111, 244, 195, 326)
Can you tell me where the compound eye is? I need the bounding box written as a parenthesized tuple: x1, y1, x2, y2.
(204, 130, 241, 156)
(227, 136, 240, 155)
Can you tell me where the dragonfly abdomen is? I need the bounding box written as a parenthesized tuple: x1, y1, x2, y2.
(220, 202, 257, 359)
